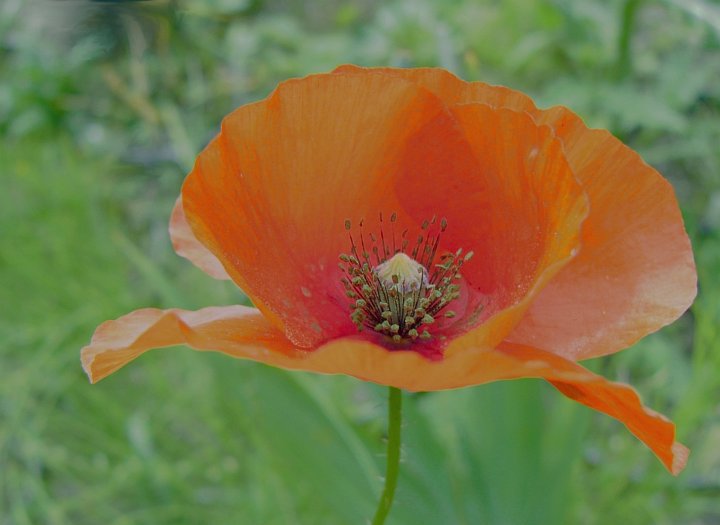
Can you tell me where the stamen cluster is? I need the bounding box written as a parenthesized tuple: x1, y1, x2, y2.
(339, 213, 472, 344)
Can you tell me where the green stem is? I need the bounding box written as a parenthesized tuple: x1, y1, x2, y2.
(371, 386, 403, 525)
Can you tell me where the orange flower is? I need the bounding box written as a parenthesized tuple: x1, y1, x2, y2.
(82, 66, 696, 474)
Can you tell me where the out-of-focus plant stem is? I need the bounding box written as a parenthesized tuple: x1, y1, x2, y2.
(617, 0, 643, 78)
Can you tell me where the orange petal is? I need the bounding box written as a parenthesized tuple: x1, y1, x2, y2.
(185, 72, 588, 355)
(393, 103, 588, 353)
(182, 72, 475, 347)
(81, 308, 686, 473)
(498, 342, 688, 476)
(339, 66, 696, 360)
(505, 112, 697, 359)
(81, 305, 298, 383)
(169, 197, 230, 280)
(333, 65, 537, 111)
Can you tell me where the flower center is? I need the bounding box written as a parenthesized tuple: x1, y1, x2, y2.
(339, 214, 472, 344)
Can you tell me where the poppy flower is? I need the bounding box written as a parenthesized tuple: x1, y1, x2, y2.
(82, 65, 696, 475)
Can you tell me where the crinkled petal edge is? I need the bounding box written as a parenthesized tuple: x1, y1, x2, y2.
(81, 305, 686, 474)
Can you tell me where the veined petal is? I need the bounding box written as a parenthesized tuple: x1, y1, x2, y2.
(81, 307, 686, 474)
(340, 65, 696, 360)
(182, 72, 476, 348)
(392, 103, 588, 352)
(169, 197, 230, 280)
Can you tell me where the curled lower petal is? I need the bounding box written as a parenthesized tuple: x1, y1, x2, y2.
(82, 306, 686, 474)
(496, 342, 688, 475)
(169, 197, 230, 280)
(81, 305, 298, 383)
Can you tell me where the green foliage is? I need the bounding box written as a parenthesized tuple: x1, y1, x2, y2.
(2, 0, 719, 523)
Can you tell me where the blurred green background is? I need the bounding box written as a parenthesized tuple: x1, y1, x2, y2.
(2, 0, 720, 523)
